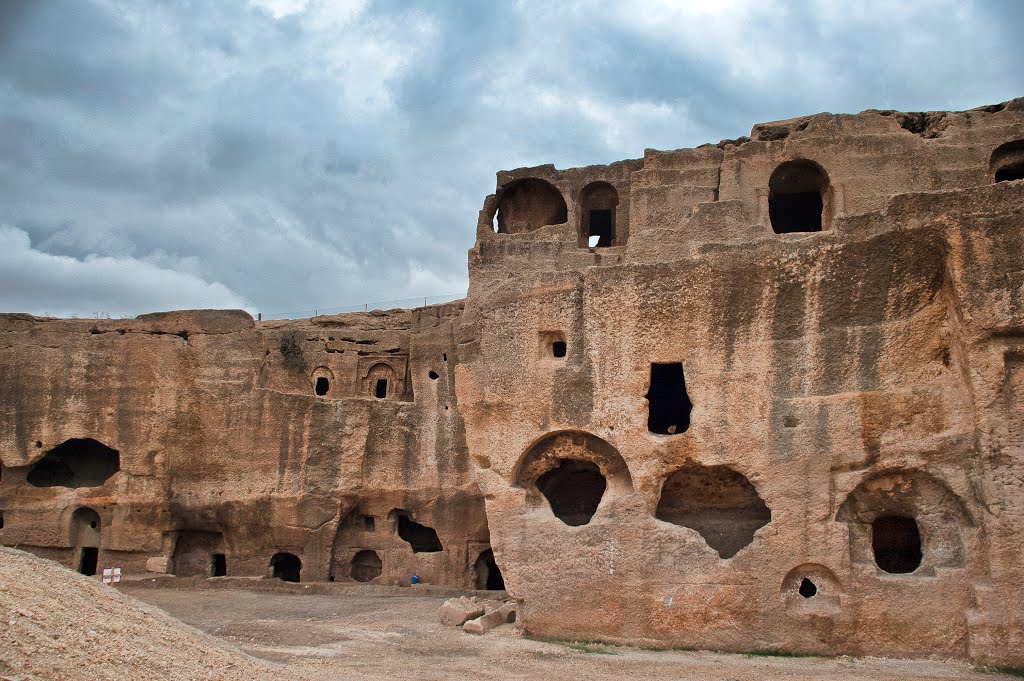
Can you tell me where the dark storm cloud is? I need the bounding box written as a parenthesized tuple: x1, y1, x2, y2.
(0, 0, 1020, 317)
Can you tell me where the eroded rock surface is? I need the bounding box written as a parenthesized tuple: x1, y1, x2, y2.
(3, 99, 1024, 666)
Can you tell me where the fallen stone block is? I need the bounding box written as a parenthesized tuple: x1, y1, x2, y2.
(438, 596, 485, 626)
(462, 602, 516, 635)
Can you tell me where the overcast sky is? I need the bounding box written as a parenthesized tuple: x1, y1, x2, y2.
(0, 0, 1021, 318)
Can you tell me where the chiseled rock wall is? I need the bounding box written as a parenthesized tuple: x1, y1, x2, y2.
(458, 100, 1024, 665)
(2, 99, 1024, 665)
(0, 304, 490, 587)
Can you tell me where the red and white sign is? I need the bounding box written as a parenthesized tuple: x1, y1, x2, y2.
(102, 567, 122, 584)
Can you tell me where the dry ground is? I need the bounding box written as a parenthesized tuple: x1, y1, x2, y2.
(122, 578, 1019, 681)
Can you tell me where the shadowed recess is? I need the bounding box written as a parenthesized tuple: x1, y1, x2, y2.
(646, 363, 693, 435)
(351, 549, 382, 582)
(395, 513, 443, 552)
(656, 464, 771, 558)
(27, 438, 120, 488)
(536, 459, 607, 527)
(271, 552, 302, 582)
(768, 160, 830, 233)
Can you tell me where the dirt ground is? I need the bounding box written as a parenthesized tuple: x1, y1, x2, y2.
(121, 579, 1018, 681)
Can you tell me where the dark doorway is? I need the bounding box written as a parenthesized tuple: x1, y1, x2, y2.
(315, 377, 330, 396)
(552, 340, 567, 358)
(375, 379, 388, 399)
(646, 363, 693, 435)
(996, 164, 1024, 182)
(872, 515, 922, 574)
(474, 549, 505, 590)
(768, 160, 829, 233)
(588, 209, 614, 247)
(536, 459, 607, 526)
(271, 552, 302, 582)
(799, 577, 817, 598)
(351, 550, 382, 582)
(79, 547, 98, 576)
(396, 514, 444, 552)
(212, 553, 227, 577)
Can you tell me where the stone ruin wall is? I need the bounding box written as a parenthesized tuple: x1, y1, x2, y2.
(2, 99, 1024, 665)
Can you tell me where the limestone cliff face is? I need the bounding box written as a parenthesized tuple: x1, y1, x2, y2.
(2, 99, 1024, 665)
(0, 304, 488, 586)
(457, 100, 1024, 665)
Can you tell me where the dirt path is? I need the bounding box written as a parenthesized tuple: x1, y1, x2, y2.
(123, 581, 1015, 681)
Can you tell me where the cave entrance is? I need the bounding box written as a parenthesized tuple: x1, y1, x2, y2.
(768, 160, 830, 233)
(474, 549, 505, 590)
(646, 363, 693, 435)
(656, 464, 771, 558)
(395, 512, 443, 552)
(79, 547, 98, 576)
(271, 552, 302, 582)
(991, 140, 1024, 183)
(351, 550, 382, 582)
(375, 378, 388, 399)
(536, 459, 607, 526)
(27, 438, 120, 488)
(872, 515, 922, 574)
(315, 377, 330, 396)
(212, 553, 227, 577)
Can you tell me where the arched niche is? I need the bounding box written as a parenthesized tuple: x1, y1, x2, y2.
(768, 159, 832, 233)
(311, 366, 334, 397)
(836, 469, 973, 575)
(495, 178, 568, 234)
(990, 140, 1024, 183)
(364, 362, 398, 400)
(512, 431, 633, 527)
(579, 181, 620, 247)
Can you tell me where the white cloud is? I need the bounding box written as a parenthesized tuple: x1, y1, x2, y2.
(0, 225, 249, 317)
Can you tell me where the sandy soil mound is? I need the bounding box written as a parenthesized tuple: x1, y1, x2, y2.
(0, 547, 285, 680)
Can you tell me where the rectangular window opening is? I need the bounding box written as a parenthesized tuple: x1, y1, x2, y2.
(588, 209, 614, 247)
(212, 553, 227, 577)
(79, 547, 99, 576)
(646, 363, 693, 435)
(374, 379, 388, 399)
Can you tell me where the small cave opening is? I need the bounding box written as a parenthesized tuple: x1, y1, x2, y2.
(363, 515, 376, 532)
(271, 552, 302, 582)
(428, 370, 439, 380)
(396, 513, 444, 552)
(646, 363, 693, 435)
(495, 178, 568, 234)
(474, 549, 505, 590)
(351, 549, 382, 582)
(0, 512, 4, 529)
(536, 459, 607, 527)
(552, 341, 567, 358)
(872, 515, 923, 574)
(27, 438, 120, 488)
(799, 577, 817, 598)
(79, 547, 98, 576)
(991, 140, 1024, 183)
(996, 164, 1024, 183)
(656, 464, 771, 558)
(374, 378, 388, 399)
(768, 160, 829, 233)
(315, 376, 330, 396)
(212, 553, 227, 577)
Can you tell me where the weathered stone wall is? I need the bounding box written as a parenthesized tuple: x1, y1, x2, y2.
(459, 100, 1024, 665)
(2, 99, 1023, 665)
(0, 304, 491, 587)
